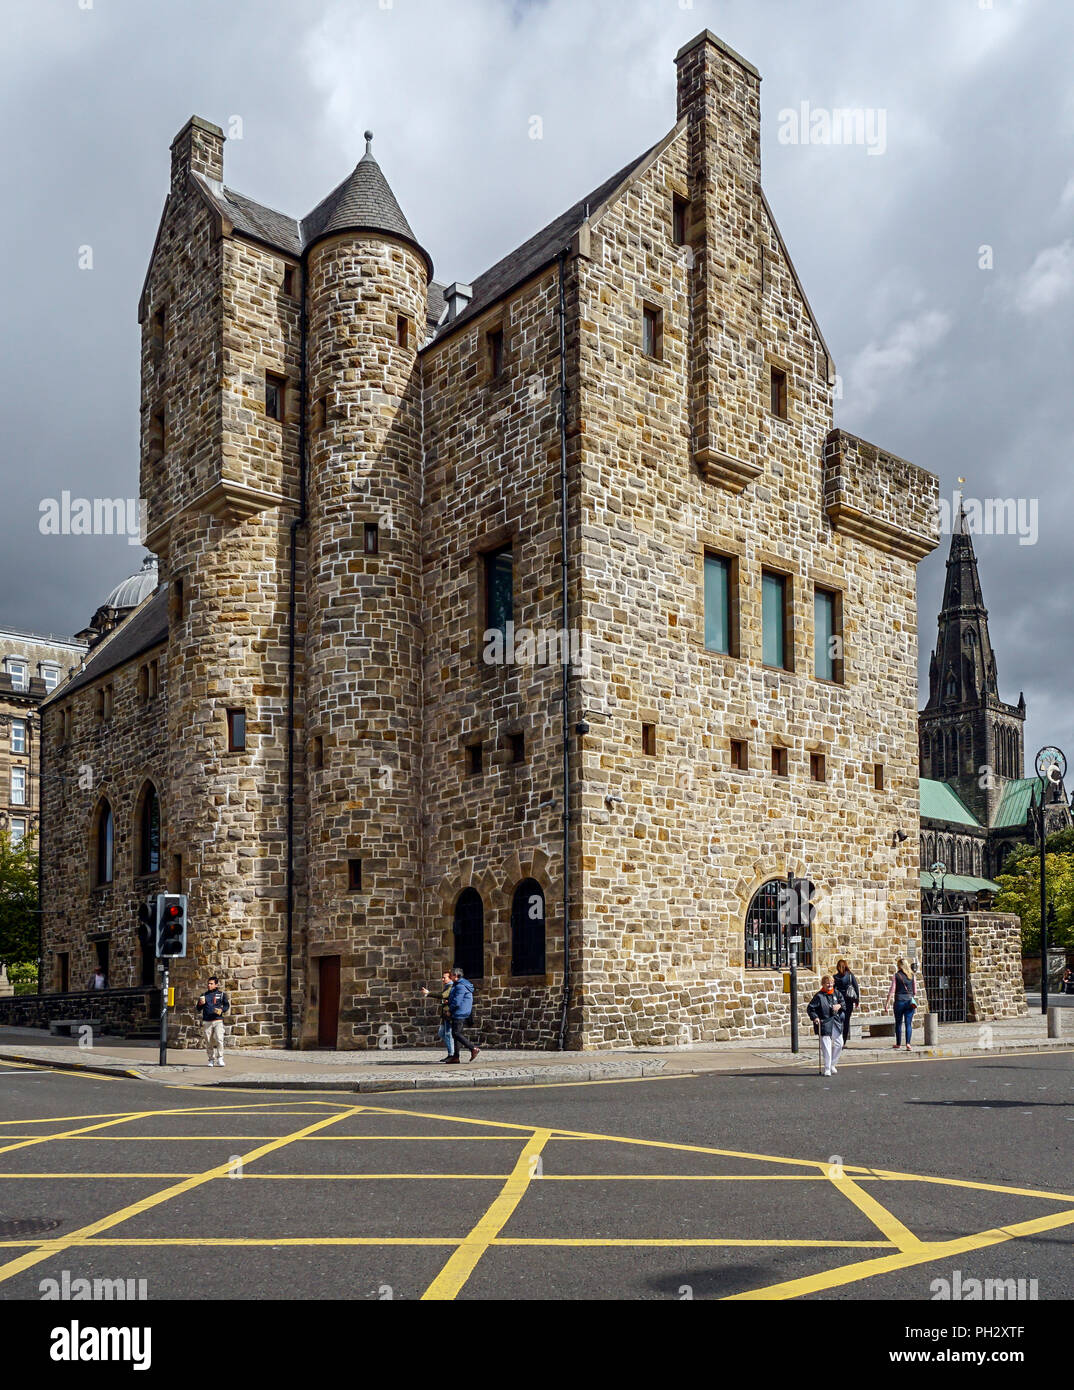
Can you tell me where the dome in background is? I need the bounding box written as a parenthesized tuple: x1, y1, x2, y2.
(104, 556, 158, 612)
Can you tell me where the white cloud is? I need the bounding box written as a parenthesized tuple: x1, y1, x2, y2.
(1011, 240, 1074, 315)
(843, 309, 953, 416)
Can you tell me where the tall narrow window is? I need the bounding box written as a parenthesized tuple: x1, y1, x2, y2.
(730, 739, 748, 771)
(11, 766, 26, 805)
(364, 522, 379, 555)
(814, 587, 842, 682)
(396, 315, 409, 348)
(704, 553, 731, 654)
(227, 709, 246, 752)
(810, 753, 826, 782)
(771, 746, 788, 777)
(151, 307, 166, 363)
(672, 195, 690, 246)
(265, 372, 285, 422)
(642, 304, 663, 359)
(511, 879, 546, 977)
(762, 571, 789, 670)
(466, 742, 483, 776)
(95, 800, 114, 886)
(348, 859, 362, 892)
(282, 266, 296, 296)
(487, 327, 504, 379)
(311, 735, 324, 770)
(11, 719, 26, 754)
(452, 888, 484, 980)
(509, 732, 526, 764)
(150, 409, 166, 461)
(41, 666, 60, 691)
(770, 366, 788, 418)
(874, 763, 885, 791)
(642, 723, 657, 756)
(484, 545, 513, 641)
(138, 784, 161, 876)
(6, 660, 27, 691)
(10, 818, 26, 845)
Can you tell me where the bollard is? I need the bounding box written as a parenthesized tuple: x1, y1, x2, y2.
(923, 1012, 938, 1045)
(1048, 1006, 1063, 1039)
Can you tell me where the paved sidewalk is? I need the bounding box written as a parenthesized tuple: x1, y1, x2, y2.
(0, 1010, 1066, 1091)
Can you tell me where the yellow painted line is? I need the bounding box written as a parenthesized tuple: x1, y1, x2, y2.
(724, 1204, 1074, 1301)
(0, 1109, 175, 1157)
(0, 1103, 367, 1287)
(0, 1101, 353, 1126)
(860, 1169, 1074, 1204)
(535, 1173, 837, 1181)
(835, 1046, 1074, 1068)
(0, 1173, 196, 1180)
(0, 1237, 460, 1248)
(493, 1237, 893, 1248)
(828, 1173, 924, 1252)
(0, 1057, 134, 1080)
(167, 1073, 697, 1100)
(421, 1130, 552, 1301)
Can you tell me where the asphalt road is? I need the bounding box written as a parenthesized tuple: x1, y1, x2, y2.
(0, 1049, 1071, 1302)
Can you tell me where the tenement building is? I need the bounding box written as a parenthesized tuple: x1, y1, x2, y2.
(0, 625, 85, 849)
(39, 31, 941, 1049)
(918, 510, 1070, 908)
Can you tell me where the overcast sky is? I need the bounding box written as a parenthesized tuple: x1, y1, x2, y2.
(2, 0, 1071, 766)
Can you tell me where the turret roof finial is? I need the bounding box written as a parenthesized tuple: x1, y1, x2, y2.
(364, 130, 374, 158)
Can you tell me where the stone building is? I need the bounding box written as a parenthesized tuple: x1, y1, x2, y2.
(38, 31, 943, 1049)
(918, 511, 1071, 909)
(0, 625, 85, 850)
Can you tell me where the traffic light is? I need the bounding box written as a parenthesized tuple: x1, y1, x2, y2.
(137, 900, 154, 952)
(155, 894, 188, 958)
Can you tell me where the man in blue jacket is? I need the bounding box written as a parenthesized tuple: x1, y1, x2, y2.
(446, 967, 480, 1064)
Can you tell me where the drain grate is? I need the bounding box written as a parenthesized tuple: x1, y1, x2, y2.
(0, 1217, 63, 1237)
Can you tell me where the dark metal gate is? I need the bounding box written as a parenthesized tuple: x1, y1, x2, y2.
(921, 914, 968, 1023)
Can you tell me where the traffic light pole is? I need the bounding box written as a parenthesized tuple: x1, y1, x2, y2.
(158, 961, 169, 1067)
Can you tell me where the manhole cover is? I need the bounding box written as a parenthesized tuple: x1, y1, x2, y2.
(0, 1218, 63, 1237)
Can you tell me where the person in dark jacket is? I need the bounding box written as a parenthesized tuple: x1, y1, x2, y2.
(833, 959, 860, 1045)
(886, 958, 917, 1050)
(807, 975, 845, 1077)
(421, 969, 456, 1061)
(445, 967, 480, 1064)
(196, 976, 230, 1068)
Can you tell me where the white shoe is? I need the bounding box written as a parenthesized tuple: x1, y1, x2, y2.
(822, 1071, 832, 1077)
(216, 1059, 225, 1067)
(207, 1060, 216, 1067)
(831, 1068, 839, 1074)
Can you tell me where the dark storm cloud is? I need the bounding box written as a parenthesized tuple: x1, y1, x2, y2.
(1, 0, 1070, 761)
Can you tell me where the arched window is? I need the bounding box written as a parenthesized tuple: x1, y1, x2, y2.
(137, 783, 161, 877)
(745, 878, 813, 969)
(94, 800, 114, 886)
(452, 888, 484, 981)
(511, 878, 546, 977)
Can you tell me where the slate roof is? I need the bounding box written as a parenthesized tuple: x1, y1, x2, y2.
(194, 176, 302, 256)
(434, 144, 659, 339)
(919, 778, 982, 828)
(46, 589, 168, 705)
(994, 777, 1039, 829)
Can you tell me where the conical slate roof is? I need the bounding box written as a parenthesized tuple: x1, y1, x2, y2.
(300, 132, 432, 274)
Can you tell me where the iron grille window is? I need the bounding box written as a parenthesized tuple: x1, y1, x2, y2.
(744, 878, 814, 969)
(453, 888, 484, 980)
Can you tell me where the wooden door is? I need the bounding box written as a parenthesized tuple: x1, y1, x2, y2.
(317, 956, 341, 1047)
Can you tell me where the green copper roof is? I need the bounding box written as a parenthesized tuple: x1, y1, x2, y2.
(919, 872, 1000, 893)
(993, 777, 1039, 829)
(919, 778, 982, 827)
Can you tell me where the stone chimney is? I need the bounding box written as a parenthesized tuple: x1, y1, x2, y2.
(170, 116, 225, 193)
(674, 32, 764, 492)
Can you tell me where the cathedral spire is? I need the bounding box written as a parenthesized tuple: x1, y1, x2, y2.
(924, 511, 995, 709)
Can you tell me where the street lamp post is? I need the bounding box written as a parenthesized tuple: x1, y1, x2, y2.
(1034, 747, 1067, 1016)
(929, 861, 947, 916)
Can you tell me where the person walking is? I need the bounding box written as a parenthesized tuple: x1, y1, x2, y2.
(196, 975, 230, 1068)
(445, 967, 480, 1064)
(87, 967, 107, 991)
(832, 959, 860, 1046)
(421, 970, 456, 1061)
(807, 975, 845, 1077)
(886, 958, 917, 1051)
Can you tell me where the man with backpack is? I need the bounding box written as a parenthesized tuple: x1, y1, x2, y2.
(445, 967, 480, 1064)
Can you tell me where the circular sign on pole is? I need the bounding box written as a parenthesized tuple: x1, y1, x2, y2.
(1035, 746, 1067, 785)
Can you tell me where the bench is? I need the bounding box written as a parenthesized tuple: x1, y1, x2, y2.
(48, 1019, 95, 1038)
(858, 1015, 930, 1039)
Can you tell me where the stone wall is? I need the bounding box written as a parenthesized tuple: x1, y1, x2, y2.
(965, 912, 1027, 1021)
(0, 987, 159, 1037)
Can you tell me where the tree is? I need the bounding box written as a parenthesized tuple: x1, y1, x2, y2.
(994, 842, 1074, 954)
(0, 829, 39, 965)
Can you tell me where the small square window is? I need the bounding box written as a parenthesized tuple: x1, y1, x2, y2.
(810, 752, 826, 782)
(396, 315, 409, 348)
(673, 196, 690, 246)
(282, 266, 296, 297)
(364, 522, 379, 555)
(348, 859, 362, 892)
(467, 742, 483, 776)
(265, 373, 286, 422)
(227, 708, 247, 752)
(487, 327, 505, 379)
(874, 763, 885, 791)
(770, 366, 788, 419)
(642, 304, 663, 360)
(771, 746, 788, 777)
(730, 739, 748, 771)
(509, 733, 525, 764)
(642, 723, 657, 757)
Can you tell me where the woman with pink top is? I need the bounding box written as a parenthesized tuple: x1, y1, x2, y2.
(886, 958, 917, 1050)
